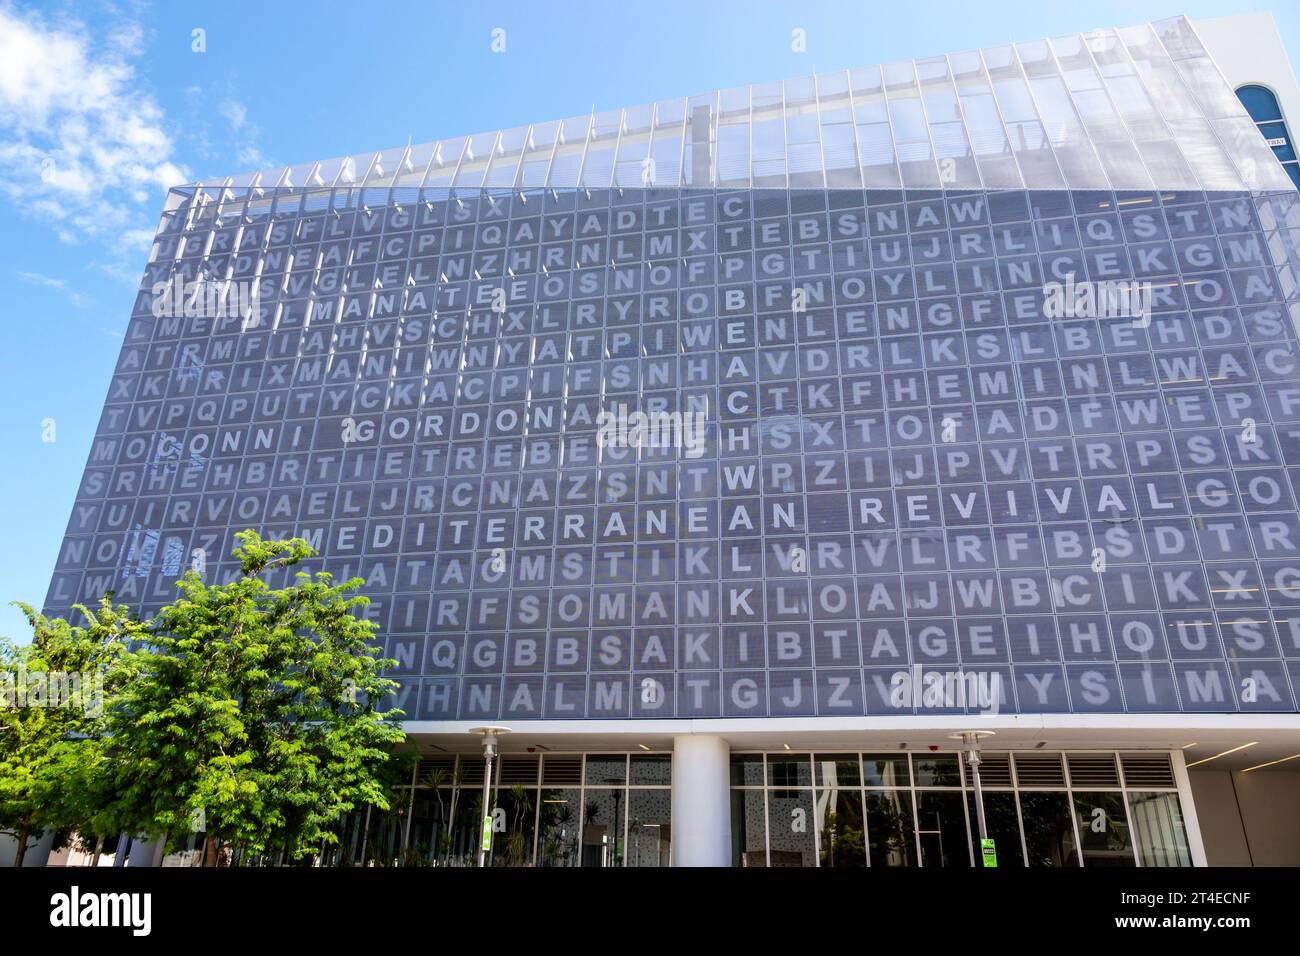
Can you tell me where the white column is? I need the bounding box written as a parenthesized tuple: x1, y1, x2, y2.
(1171, 749, 1209, 866)
(670, 734, 731, 867)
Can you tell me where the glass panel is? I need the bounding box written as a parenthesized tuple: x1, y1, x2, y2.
(863, 753, 912, 787)
(976, 791, 1025, 867)
(446, 787, 485, 866)
(864, 790, 917, 866)
(1236, 84, 1283, 123)
(767, 753, 812, 787)
(630, 754, 672, 785)
(731, 789, 768, 867)
(916, 791, 972, 866)
(731, 753, 765, 786)
(1072, 791, 1137, 866)
(814, 753, 862, 787)
(767, 789, 817, 866)
(626, 789, 671, 867)
(1019, 791, 1079, 867)
(586, 754, 627, 785)
(580, 788, 627, 867)
(914, 754, 962, 786)
(407, 792, 450, 866)
(1128, 791, 1192, 867)
(817, 789, 867, 867)
(537, 788, 582, 867)
(492, 785, 536, 867)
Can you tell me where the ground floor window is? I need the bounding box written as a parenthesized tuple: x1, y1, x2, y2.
(730, 750, 1190, 867)
(332, 752, 672, 867)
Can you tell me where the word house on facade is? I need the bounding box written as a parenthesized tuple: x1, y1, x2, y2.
(41, 13, 1300, 867)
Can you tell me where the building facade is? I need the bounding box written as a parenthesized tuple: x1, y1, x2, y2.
(42, 13, 1300, 866)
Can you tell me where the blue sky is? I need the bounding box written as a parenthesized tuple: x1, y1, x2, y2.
(1, 0, 1297, 640)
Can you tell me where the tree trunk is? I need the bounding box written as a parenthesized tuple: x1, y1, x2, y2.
(200, 835, 221, 867)
(359, 804, 372, 866)
(401, 759, 417, 857)
(13, 818, 30, 868)
(88, 833, 104, 866)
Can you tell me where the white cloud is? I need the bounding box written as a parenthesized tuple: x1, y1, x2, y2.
(220, 97, 275, 173)
(0, 5, 188, 243)
(220, 99, 247, 132)
(16, 268, 93, 307)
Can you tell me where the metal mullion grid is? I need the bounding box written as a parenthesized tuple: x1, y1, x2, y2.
(1171, 18, 1280, 193)
(1074, 30, 1162, 194)
(607, 108, 628, 195)
(853, 65, 903, 190)
(419, 138, 456, 197)
(1171, 23, 1300, 298)
(838, 68, 869, 192)
(643, 102, 660, 190)
(809, 73, 830, 190)
(1004, 755, 1033, 865)
(1061, 751, 1140, 868)
(749, 84, 758, 189)
(974, 47, 1031, 191)
(443, 137, 470, 206)
(475, 128, 506, 194)
(530, 121, 565, 198)
(1112, 28, 1280, 577)
(752, 748, 1185, 868)
(1110, 36, 1287, 632)
(672, 99, 690, 190)
(581, 753, 624, 868)
(1009, 43, 1081, 191)
(941, 54, 989, 192)
(730, 753, 773, 866)
(877, 63, 920, 192)
(569, 108, 598, 194)
(764, 753, 771, 865)
(903, 59, 944, 190)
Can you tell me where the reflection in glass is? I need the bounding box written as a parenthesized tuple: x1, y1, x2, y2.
(916, 791, 972, 866)
(815, 753, 862, 788)
(863, 753, 912, 787)
(626, 789, 671, 867)
(731, 788, 768, 867)
(767, 790, 817, 867)
(817, 789, 867, 867)
(864, 790, 917, 866)
(914, 754, 962, 786)
(1072, 792, 1136, 866)
(537, 788, 581, 867)
(1128, 791, 1192, 866)
(581, 788, 627, 867)
(767, 754, 812, 788)
(1019, 792, 1078, 866)
(977, 792, 1024, 867)
(492, 785, 536, 867)
(407, 791, 449, 866)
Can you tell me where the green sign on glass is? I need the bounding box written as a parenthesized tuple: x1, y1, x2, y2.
(980, 838, 997, 867)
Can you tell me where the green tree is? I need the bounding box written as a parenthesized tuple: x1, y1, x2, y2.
(98, 530, 405, 865)
(0, 599, 141, 866)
